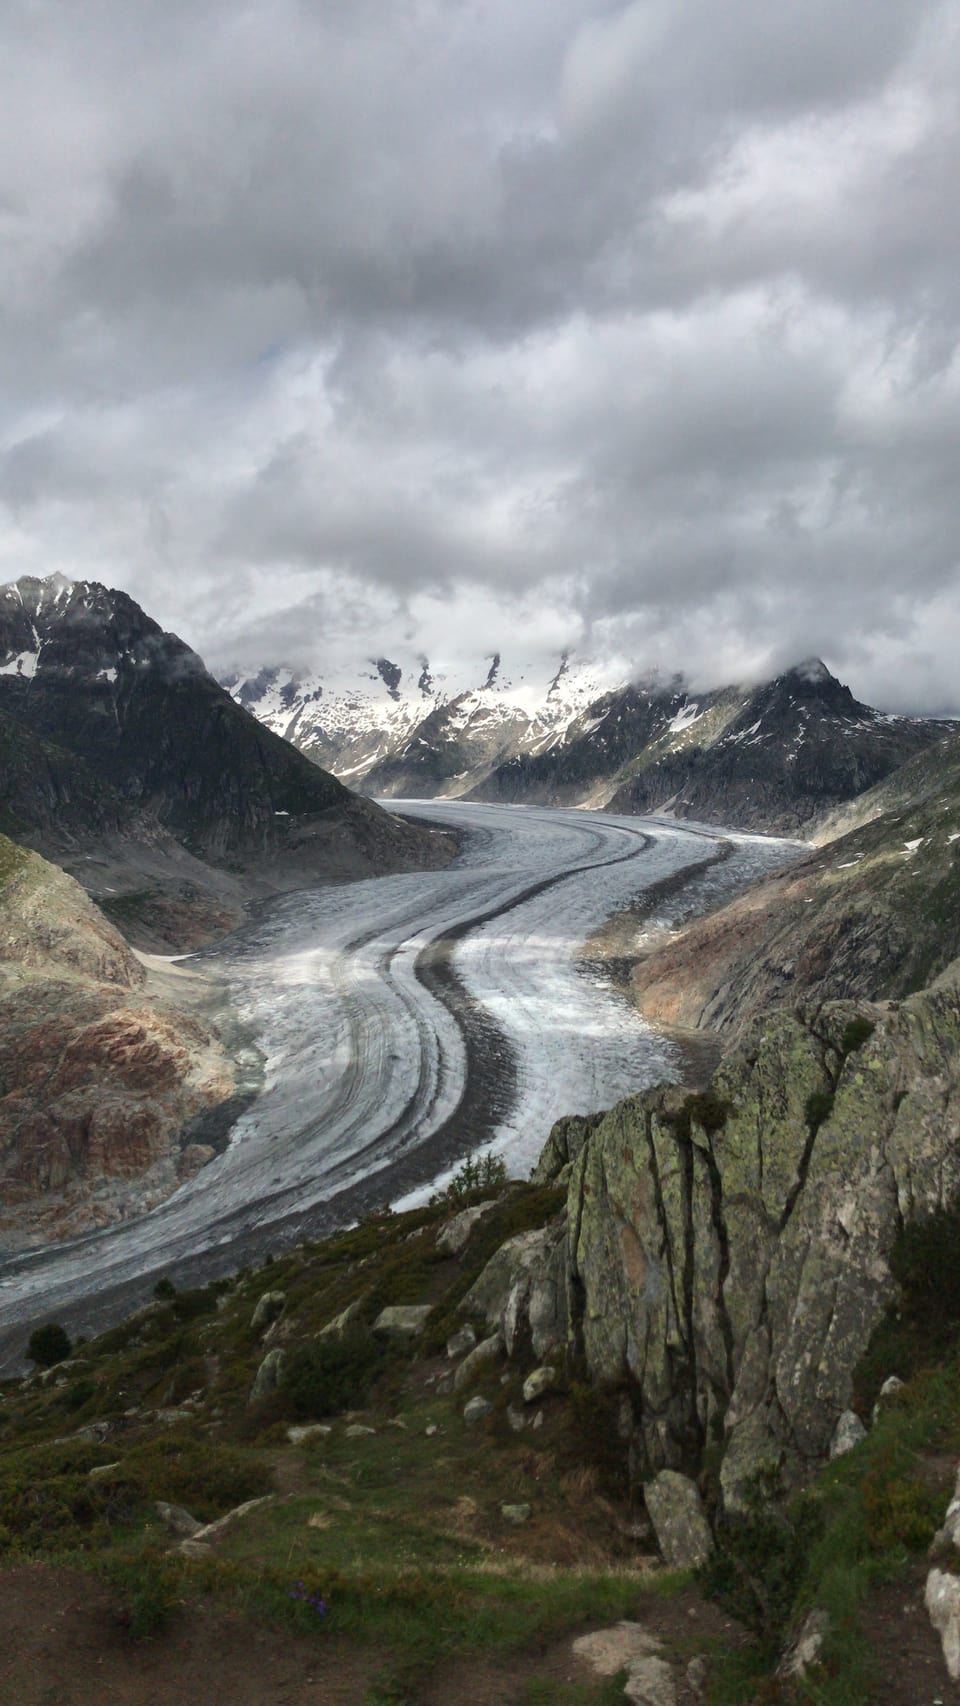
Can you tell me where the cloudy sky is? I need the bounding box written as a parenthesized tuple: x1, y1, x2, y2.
(1, 0, 959, 711)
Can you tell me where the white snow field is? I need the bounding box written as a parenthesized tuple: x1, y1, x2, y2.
(0, 802, 798, 1360)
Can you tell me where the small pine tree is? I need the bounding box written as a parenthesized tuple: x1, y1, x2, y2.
(27, 1321, 73, 1369)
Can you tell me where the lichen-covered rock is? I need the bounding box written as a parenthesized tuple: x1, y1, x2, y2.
(830, 1410, 867, 1459)
(446, 1325, 477, 1360)
(926, 1569, 960, 1679)
(463, 1395, 493, 1425)
(558, 987, 960, 1504)
(250, 1291, 285, 1332)
(461, 1220, 567, 1360)
(435, 1201, 496, 1256)
(452, 1332, 502, 1394)
(249, 1347, 285, 1404)
(522, 1365, 559, 1404)
(531, 1112, 604, 1185)
(372, 1305, 432, 1338)
(643, 1471, 713, 1569)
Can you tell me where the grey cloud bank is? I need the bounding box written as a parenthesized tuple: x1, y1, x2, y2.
(1, 0, 958, 713)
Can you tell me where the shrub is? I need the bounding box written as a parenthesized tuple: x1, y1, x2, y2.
(282, 1329, 388, 1419)
(436, 1151, 508, 1207)
(27, 1322, 72, 1369)
(153, 1277, 177, 1301)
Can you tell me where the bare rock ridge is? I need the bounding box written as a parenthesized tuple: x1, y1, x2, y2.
(0, 575, 450, 944)
(0, 833, 238, 1247)
(228, 649, 953, 833)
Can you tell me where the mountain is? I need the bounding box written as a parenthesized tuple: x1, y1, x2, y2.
(0, 576, 452, 944)
(227, 649, 951, 833)
(629, 729, 960, 1040)
(222, 650, 627, 798)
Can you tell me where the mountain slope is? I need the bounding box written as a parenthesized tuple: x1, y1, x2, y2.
(475, 659, 949, 832)
(0, 578, 451, 938)
(0, 832, 237, 1247)
(628, 730, 960, 1039)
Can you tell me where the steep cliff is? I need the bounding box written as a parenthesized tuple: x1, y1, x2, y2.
(528, 987, 960, 1511)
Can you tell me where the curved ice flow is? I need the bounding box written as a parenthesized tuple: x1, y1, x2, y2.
(0, 802, 797, 1351)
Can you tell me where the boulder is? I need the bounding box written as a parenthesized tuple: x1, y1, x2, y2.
(463, 1395, 493, 1426)
(461, 1221, 568, 1361)
(644, 1471, 713, 1570)
(446, 1325, 478, 1360)
(452, 1332, 502, 1394)
(318, 1297, 365, 1339)
(624, 1659, 676, 1706)
(154, 1500, 202, 1539)
(522, 1365, 559, 1404)
(287, 1423, 332, 1445)
(500, 1503, 531, 1525)
(344, 1423, 376, 1438)
(436, 1201, 496, 1257)
(251, 1291, 286, 1332)
(829, 1410, 867, 1459)
(249, 1347, 285, 1404)
(372, 1305, 432, 1339)
(927, 1570, 960, 1680)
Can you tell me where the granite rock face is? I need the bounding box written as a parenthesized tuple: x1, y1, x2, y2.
(535, 987, 960, 1506)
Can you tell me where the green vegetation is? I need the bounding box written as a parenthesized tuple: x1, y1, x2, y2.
(26, 1321, 73, 1369)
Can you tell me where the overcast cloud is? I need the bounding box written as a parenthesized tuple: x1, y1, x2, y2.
(1, 0, 959, 711)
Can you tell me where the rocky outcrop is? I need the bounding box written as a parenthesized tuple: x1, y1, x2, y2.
(0, 834, 236, 1248)
(530, 985, 960, 1508)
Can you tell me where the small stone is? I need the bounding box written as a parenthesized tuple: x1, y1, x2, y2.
(87, 1462, 121, 1478)
(154, 1500, 202, 1538)
(531, 1409, 544, 1430)
(250, 1290, 286, 1332)
(446, 1325, 478, 1360)
(425, 1424, 439, 1437)
(191, 1496, 275, 1545)
(522, 1365, 558, 1404)
(372, 1305, 432, 1339)
(927, 1569, 960, 1680)
(506, 1403, 526, 1433)
(463, 1395, 493, 1426)
(344, 1423, 376, 1438)
(872, 1374, 905, 1423)
(830, 1410, 867, 1459)
(644, 1471, 713, 1570)
(286, 1423, 332, 1445)
(501, 1502, 531, 1525)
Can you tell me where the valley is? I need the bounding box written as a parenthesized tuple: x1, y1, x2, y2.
(0, 802, 797, 1369)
